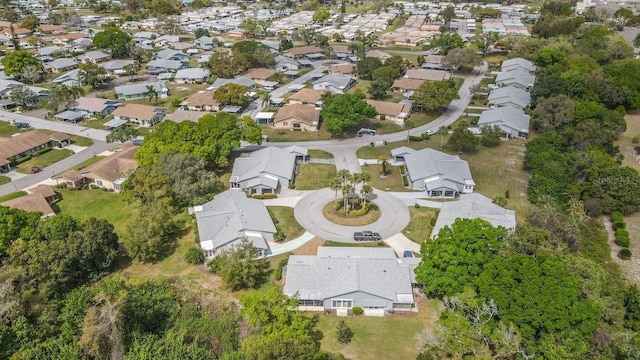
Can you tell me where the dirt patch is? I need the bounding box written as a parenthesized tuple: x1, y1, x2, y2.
(293, 237, 326, 255)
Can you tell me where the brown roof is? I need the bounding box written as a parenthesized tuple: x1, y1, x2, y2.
(392, 78, 425, 91)
(424, 54, 445, 64)
(39, 25, 64, 32)
(405, 69, 451, 81)
(288, 88, 327, 104)
(274, 104, 319, 125)
(183, 91, 219, 107)
(365, 50, 392, 60)
(288, 46, 323, 55)
(330, 63, 355, 74)
(54, 169, 84, 183)
(56, 32, 85, 41)
(71, 97, 120, 113)
(243, 68, 276, 80)
(170, 42, 195, 50)
(0, 130, 52, 161)
(112, 104, 164, 121)
(2, 194, 54, 217)
(165, 109, 208, 123)
(80, 144, 139, 182)
(28, 185, 56, 199)
(50, 132, 70, 142)
(366, 100, 412, 117)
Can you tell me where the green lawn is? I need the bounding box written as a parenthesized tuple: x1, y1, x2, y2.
(268, 206, 305, 242)
(83, 117, 112, 129)
(464, 108, 485, 114)
(356, 138, 439, 159)
(0, 121, 20, 136)
(0, 175, 10, 185)
(365, 164, 417, 192)
(136, 126, 153, 136)
(309, 150, 334, 159)
(315, 299, 442, 360)
(73, 156, 106, 170)
(295, 163, 337, 190)
(0, 191, 27, 203)
(403, 207, 439, 244)
(16, 149, 74, 174)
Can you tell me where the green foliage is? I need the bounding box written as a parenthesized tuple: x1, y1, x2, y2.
(9, 85, 37, 110)
(106, 126, 138, 143)
(611, 212, 624, 222)
(231, 41, 275, 68)
(274, 257, 289, 281)
(205, 50, 249, 78)
(427, 32, 464, 55)
(185, 246, 205, 264)
(352, 306, 363, 315)
(480, 124, 502, 147)
(121, 200, 178, 263)
(336, 320, 354, 344)
(206, 240, 268, 290)
(618, 248, 632, 260)
(252, 193, 277, 199)
(156, 152, 219, 207)
(356, 57, 383, 80)
(624, 285, 640, 331)
(194, 28, 209, 38)
(413, 80, 458, 112)
(320, 92, 378, 133)
(135, 113, 262, 169)
(615, 229, 630, 247)
(415, 218, 507, 298)
(1, 50, 43, 77)
(92, 28, 132, 56)
(79, 63, 108, 89)
(213, 83, 250, 106)
(613, 220, 627, 229)
(447, 127, 479, 153)
(0, 206, 41, 257)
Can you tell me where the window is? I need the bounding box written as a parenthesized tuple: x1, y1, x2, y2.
(293, 123, 301, 128)
(283, 122, 288, 126)
(431, 190, 442, 197)
(95, 180, 103, 187)
(332, 299, 353, 308)
(299, 300, 323, 307)
(444, 191, 454, 197)
(392, 303, 412, 310)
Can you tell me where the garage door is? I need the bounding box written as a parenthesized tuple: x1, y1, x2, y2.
(363, 308, 385, 317)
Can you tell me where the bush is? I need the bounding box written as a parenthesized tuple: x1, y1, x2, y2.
(15, 155, 32, 165)
(253, 193, 277, 199)
(611, 211, 624, 222)
(584, 198, 602, 218)
(618, 248, 632, 260)
(171, 98, 184, 108)
(409, 135, 423, 142)
(34, 147, 52, 156)
(421, 133, 430, 140)
(615, 231, 630, 248)
(430, 217, 436, 226)
(614, 221, 627, 230)
(185, 246, 205, 264)
(349, 206, 369, 217)
(274, 229, 285, 242)
(337, 208, 346, 215)
(632, 133, 640, 144)
(505, 190, 510, 199)
(616, 229, 630, 238)
(352, 307, 363, 315)
(274, 257, 289, 280)
(288, 183, 295, 189)
(402, 175, 409, 187)
(415, 203, 421, 208)
(336, 320, 354, 344)
(399, 165, 405, 174)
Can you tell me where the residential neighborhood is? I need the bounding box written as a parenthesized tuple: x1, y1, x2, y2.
(0, 0, 640, 359)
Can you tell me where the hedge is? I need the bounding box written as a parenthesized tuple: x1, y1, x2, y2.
(615, 230, 630, 247)
(611, 212, 624, 222)
(409, 135, 423, 142)
(618, 248, 632, 260)
(274, 257, 289, 280)
(15, 156, 32, 165)
(421, 133, 430, 140)
(34, 147, 51, 157)
(349, 206, 369, 217)
(253, 193, 277, 199)
(613, 221, 627, 230)
(402, 175, 409, 187)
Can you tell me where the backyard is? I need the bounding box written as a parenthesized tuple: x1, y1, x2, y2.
(403, 207, 439, 244)
(267, 206, 305, 242)
(295, 163, 337, 190)
(16, 149, 74, 174)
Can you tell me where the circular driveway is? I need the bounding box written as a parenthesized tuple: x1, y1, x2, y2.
(294, 188, 410, 242)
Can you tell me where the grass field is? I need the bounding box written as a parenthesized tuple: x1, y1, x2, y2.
(309, 150, 334, 159)
(356, 138, 439, 159)
(16, 149, 74, 174)
(83, 117, 112, 129)
(365, 164, 417, 192)
(0, 121, 20, 136)
(296, 163, 337, 190)
(403, 207, 439, 244)
(40, 130, 94, 147)
(315, 299, 442, 360)
(268, 206, 305, 242)
(0, 191, 27, 203)
(0, 175, 10, 185)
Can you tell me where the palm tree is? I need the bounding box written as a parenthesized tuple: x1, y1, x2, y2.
(123, 61, 140, 81)
(377, 155, 389, 176)
(404, 118, 415, 144)
(360, 184, 373, 208)
(356, 171, 371, 187)
(259, 90, 271, 109)
(437, 126, 449, 149)
(330, 176, 341, 199)
(145, 85, 158, 104)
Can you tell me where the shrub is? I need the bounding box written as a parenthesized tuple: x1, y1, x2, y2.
(421, 133, 430, 140)
(352, 307, 363, 315)
(399, 165, 405, 174)
(370, 142, 375, 147)
(618, 248, 632, 260)
(288, 183, 295, 189)
(430, 216, 436, 226)
(615, 232, 630, 248)
(402, 176, 409, 187)
(171, 98, 183, 108)
(185, 246, 205, 264)
(409, 135, 423, 142)
(337, 208, 346, 215)
(253, 193, 277, 199)
(633, 133, 640, 144)
(611, 211, 624, 222)
(349, 206, 369, 217)
(505, 190, 510, 199)
(274, 257, 289, 280)
(274, 229, 285, 242)
(616, 229, 630, 238)
(614, 221, 627, 230)
(15, 155, 32, 165)
(336, 320, 354, 344)
(584, 198, 602, 218)
(415, 203, 421, 208)
(493, 196, 508, 207)
(34, 147, 52, 156)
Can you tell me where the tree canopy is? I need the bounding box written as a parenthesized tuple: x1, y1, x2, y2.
(320, 92, 378, 133)
(1, 50, 42, 77)
(92, 27, 132, 56)
(413, 80, 458, 111)
(206, 239, 268, 290)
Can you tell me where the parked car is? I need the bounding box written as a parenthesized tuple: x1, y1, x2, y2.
(15, 122, 30, 129)
(357, 128, 376, 137)
(422, 129, 436, 136)
(353, 230, 382, 241)
(403, 250, 414, 258)
(31, 166, 41, 173)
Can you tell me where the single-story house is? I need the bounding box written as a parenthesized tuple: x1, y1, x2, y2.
(404, 69, 451, 81)
(76, 50, 111, 64)
(112, 103, 167, 127)
(230, 146, 297, 194)
(174, 68, 210, 84)
(501, 57, 536, 74)
(243, 68, 276, 85)
(38, 45, 66, 57)
(275, 55, 299, 71)
(194, 36, 214, 49)
(431, 193, 516, 238)
(254, 112, 274, 125)
(193, 189, 277, 259)
(1, 194, 55, 218)
(421, 54, 451, 71)
(286, 46, 324, 58)
(52, 69, 80, 87)
(170, 42, 196, 51)
(365, 49, 392, 61)
(155, 48, 190, 62)
(100, 59, 136, 75)
(477, 105, 531, 139)
(27, 184, 57, 203)
(272, 104, 320, 131)
(392, 78, 425, 93)
(0, 130, 53, 171)
(103, 118, 127, 130)
(208, 76, 256, 91)
(330, 63, 355, 75)
(312, 73, 357, 94)
(146, 59, 189, 73)
(366, 100, 411, 125)
(164, 109, 208, 123)
(284, 247, 418, 315)
(45, 58, 78, 73)
(49, 132, 71, 148)
(401, 148, 475, 197)
(154, 35, 180, 47)
(78, 144, 139, 192)
(487, 86, 531, 109)
(180, 91, 220, 112)
(287, 88, 326, 106)
(114, 82, 170, 101)
(68, 97, 122, 117)
(495, 70, 535, 91)
(55, 110, 85, 123)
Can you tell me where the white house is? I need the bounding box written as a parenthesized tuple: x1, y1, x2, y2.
(477, 105, 531, 139)
(313, 73, 357, 94)
(400, 148, 475, 198)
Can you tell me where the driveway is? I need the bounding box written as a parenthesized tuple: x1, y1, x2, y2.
(383, 233, 422, 257)
(293, 188, 410, 242)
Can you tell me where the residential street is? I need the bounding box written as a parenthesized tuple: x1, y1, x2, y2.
(0, 111, 111, 142)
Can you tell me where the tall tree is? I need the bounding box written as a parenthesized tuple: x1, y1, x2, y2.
(79, 63, 108, 89)
(9, 85, 38, 111)
(206, 239, 268, 290)
(156, 152, 219, 207)
(121, 200, 178, 263)
(92, 27, 132, 56)
(213, 83, 250, 106)
(1, 50, 43, 77)
(413, 80, 458, 111)
(320, 92, 378, 133)
(428, 32, 464, 55)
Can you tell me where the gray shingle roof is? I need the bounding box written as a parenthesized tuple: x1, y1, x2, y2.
(231, 147, 296, 186)
(175, 68, 209, 80)
(478, 105, 530, 134)
(146, 59, 185, 70)
(115, 82, 165, 97)
(403, 148, 474, 191)
(495, 70, 535, 88)
(501, 57, 536, 73)
(209, 76, 255, 90)
(487, 86, 531, 108)
(47, 58, 77, 70)
(313, 73, 356, 89)
(100, 59, 135, 71)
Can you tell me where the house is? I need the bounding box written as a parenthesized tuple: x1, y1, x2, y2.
(330, 63, 355, 75)
(170, 42, 196, 51)
(404, 69, 451, 81)
(45, 58, 78, 73)
(52, 69, 80, 87)
(400, 148, 475, 197)
(165, 109, 208, 123)
(208, 76, 255, 91)
(52, 32, 85, 44)
(76, 50, 111, 64)
(1, 194, 55, 218)
(100, 59, 136, 76)
(146, 59, 189, 73)
(487, 86, 531, 109)
(501, 57, 535, 74)
(313, 73, 357, 94)
(38, 45, 66, 57)
(477, 105, 530, 139)
(112, 104, 167, 127)
(55, 110, 85, 123)
(366, 100, 411, 125)
(49, 132, 71, 148)
(155, 48, 190, 62)
(193, 189, 277, 259)
(68, 97, 122, 117)
(431, 193, 516, 238)
(284, 247, 418, 315)
(421, 54, 451, 71)
(287, 88, 326, 106)
(272, 104, 320, 131)
(174, 68, 210, 84)
(365, 49, 392, 61)
(78, 144, 139, 192)
(495, 70, 535, 91)
(392, 78, 425, 93)
(286, 46, 323, 58)
(230, 147, 297, 194)
(154, 35, 180, 47)
(194, 36, 214, 49)
(254, 112, 275, 125)
(243, 68, 276, 85)
(275, 55, 299, 71)
(27, 185, 57, 203)
(180, 91, 220, 112)
(0, 130, 53, 171)
(114, 82, 170, 101)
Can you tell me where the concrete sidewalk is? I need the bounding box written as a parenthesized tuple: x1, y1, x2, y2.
(383, 233, 421, 257)
(265, 231, 316, 257)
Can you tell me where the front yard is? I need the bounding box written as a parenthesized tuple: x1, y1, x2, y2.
(403, 207, 439, 244)
(308, 149, 334, 159)
(0, 175, 10, 185)
(295, 163, 337, 190)
(365, 164, 417, 192)
(267, 206, 305, 242)
(0, 121, 21, 136)
(16, 149, 74, 174)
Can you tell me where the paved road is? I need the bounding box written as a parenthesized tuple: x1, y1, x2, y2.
(293, 187, 410, 242)
(0, 111, 111, 141)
